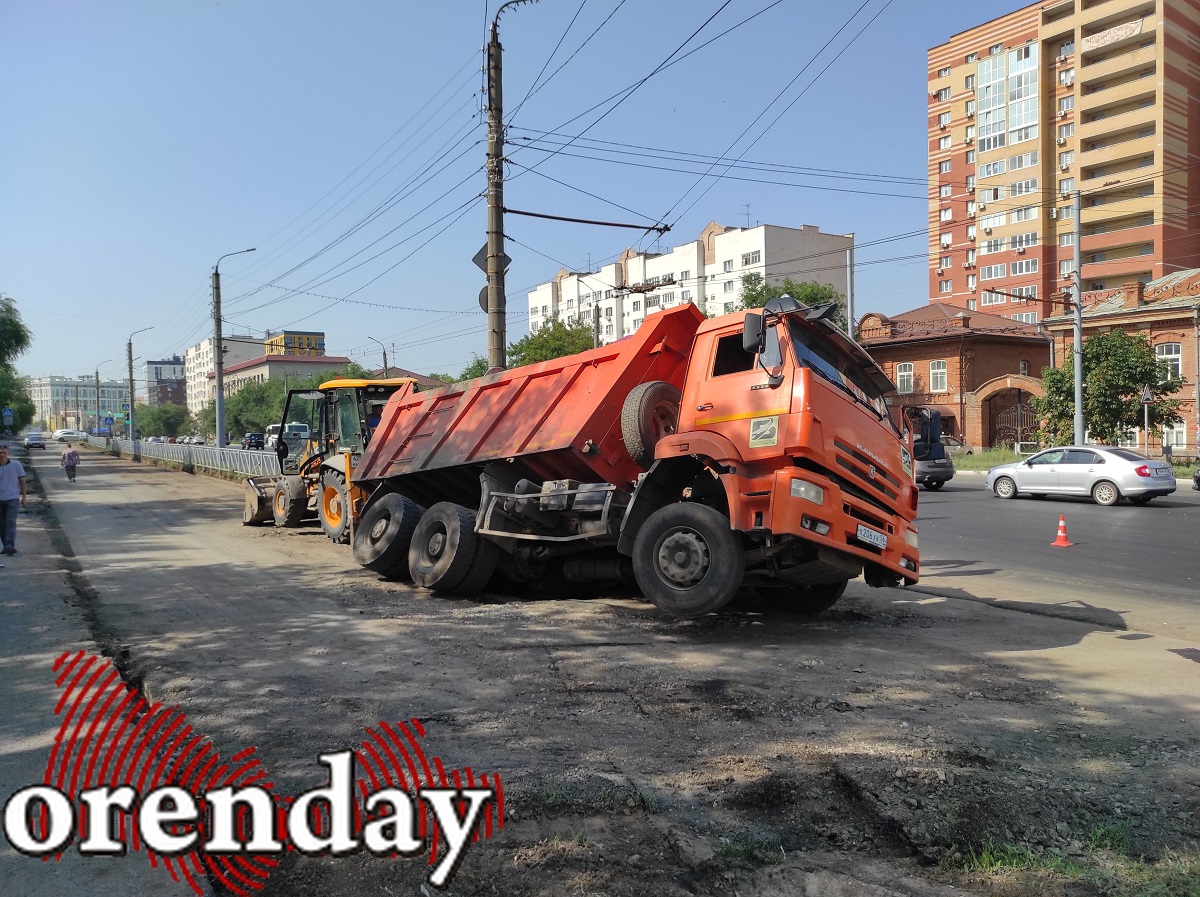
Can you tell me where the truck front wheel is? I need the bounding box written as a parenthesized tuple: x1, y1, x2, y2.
(632, 503, 744, 617)
(354, 493, 425, 579)
(408, 502, 498, 595)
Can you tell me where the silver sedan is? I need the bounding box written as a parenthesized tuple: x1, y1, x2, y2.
(985, 446, 1176, 506)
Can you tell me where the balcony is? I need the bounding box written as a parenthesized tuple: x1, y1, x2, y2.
(1083, 191, 1157, 228)
(1080, 257, 1153, 284)
(1080, 42, 1157, 84)
(1080, 130, 1156, 167)
(1081, 222, 1155, 253)
(1078, 98, 1156, 141)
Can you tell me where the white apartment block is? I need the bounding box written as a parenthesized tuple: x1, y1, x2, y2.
(526, 222, 855, 343)
(28, 375, 130, 431)
(184, 335, 263, 414)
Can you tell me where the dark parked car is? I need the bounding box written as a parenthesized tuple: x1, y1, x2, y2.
(241, 433, 266, 450)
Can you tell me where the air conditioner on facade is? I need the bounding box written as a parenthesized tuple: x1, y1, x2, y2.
(939, 123, 947, 130)
(967, 110, 975, 118)
(1060, 164, 1070, 172)
(963, 262, 971, 269)
(964, 137, 974, 145)
(978, 203, 986, 210)
(1060, 109, 1069, 118)
(969, 234, 977, 241)
(983, 227, 993, 234)
(969, 211, 976, 218)
(1050, 208, 1058, 218)
(935, 268, 944, 275)
(1058, 55, 1068, 63)
(1056, 137, 1067, 145)
(1016, 247, 1026, 254)
(1061, 191, 1071, 198)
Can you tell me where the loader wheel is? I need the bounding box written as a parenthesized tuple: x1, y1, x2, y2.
(755, 580, 848, 615)
(621, 381, 681, 469)
(319, 470, 351, 544)
(632, 502, 744, 617)
(408, 502, 496, 595)
(273, 477, 307, 528)
(353, 493, 425, 580)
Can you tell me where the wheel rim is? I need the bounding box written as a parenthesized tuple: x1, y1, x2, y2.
(275, 491, 286, 514)
(656, 528, 711, 586)
(997, 478, 1013, 497)
(647, 401, 678, 440)
(369, 516, 389, 541)
(1095, 483, 1117, 504)
(426, 530, 446, 560)
(324, 486, 343, 526)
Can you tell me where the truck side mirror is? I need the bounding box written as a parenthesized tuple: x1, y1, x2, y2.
(742, 313, 764, 354)
(276, 440, 288, 460)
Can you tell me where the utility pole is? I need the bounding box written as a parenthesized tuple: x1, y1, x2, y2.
(95, 369, 101, 434)
(485, 10, 508, 371)
(593, 304, 601, 349)
(368, 335, 389, 377)
(213, 248, 256, 448)
(127, 341, 135, 445)
(1071, 189, 1084, 446)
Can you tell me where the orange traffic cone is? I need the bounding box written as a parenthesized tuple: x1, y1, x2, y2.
(1051, 515, 1073, 547)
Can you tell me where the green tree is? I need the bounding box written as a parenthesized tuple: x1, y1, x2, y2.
(0, 294, 35, 431)
(137, 403, 191, 437)
(457, 355, 490, 380)
(507, 316, 596, 368)
(738, 273, 843, 315)
(1033, 329, 1183, 446)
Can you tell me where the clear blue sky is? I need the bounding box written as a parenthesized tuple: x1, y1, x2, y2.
(2, 0, 1020, 385)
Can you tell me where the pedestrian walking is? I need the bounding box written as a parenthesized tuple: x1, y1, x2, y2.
(61, 445, 80, 483)
(0, 444, 29, 555)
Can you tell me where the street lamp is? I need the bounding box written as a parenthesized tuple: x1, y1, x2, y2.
(213, 247, 256, 448)
(366, 335, 390, 378)
(94, 359, 112, 435)
(127, 326, 153, 453)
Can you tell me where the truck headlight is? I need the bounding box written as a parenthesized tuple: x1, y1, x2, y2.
(904, 528, 919, 549)
(790, 479, 825, 505)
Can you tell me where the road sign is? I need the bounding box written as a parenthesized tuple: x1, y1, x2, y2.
(1, 407, 12, 424)
(104, 417, 114, 425)
(121, 403, 130, 411)
(1141, 385, 1154, 405)
(472, 243, 511, 274)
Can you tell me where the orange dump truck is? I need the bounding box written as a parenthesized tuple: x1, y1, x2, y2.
(351, 297, 918, 617)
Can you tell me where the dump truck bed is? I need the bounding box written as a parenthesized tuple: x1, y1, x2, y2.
(353, 304, 704, 508)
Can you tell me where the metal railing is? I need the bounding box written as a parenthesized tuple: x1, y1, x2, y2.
(105, 438, 280, 477)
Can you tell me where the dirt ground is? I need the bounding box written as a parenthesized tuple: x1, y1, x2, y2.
(14, 449, 1200, 896)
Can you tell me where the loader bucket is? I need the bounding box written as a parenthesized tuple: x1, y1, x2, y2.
(243, 476, 281, 525)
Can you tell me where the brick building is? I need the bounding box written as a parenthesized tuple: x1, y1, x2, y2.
(1043, 268, 1200, 453)
(858, 304, 1051, 449)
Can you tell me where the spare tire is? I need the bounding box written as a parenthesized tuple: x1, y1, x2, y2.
(354, 493, 425, 579)
(621, 381, 681, 469)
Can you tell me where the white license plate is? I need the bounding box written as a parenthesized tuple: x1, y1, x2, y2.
(856, 524, 888, 549)
(1153, 468, 1170, 477)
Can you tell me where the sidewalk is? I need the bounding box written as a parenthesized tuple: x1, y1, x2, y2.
(0, 446, 203, 897)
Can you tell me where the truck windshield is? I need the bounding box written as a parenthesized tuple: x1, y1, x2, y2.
(785, 319, 900, 434)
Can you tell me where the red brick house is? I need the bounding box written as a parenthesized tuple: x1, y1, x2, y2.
(1043, 270, 1200, 454)
(858, 304, 1050, 450)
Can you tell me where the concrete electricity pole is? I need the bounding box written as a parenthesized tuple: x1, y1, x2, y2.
(94, 360, 111, 434)
(368, 335, 390, 377)
(212, 248, 255, 448)
(484, 0, 536, 371)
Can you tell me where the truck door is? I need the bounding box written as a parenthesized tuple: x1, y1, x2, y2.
(688, 323, 793, 461)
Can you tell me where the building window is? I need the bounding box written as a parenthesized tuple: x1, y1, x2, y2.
(1059, 150, 1074, 167)
(1059, 40, 1074, 57)
(1059, 204, 1074, 219)
(966, 52, 977, 63)
(965, 175, 975, 191)
(938, 136, 952, 150)
(1059, 123, 1074, 140)
(1059, 67, 1074, 86)
(1009, 178, 1037, 198)
(966, 150, 975, 164)
(741, 250, 760, 266)
(896, 363, 914, 394)
(937, 111, 951, 127)
(632, 300, 641, 311)
(1019, 360, 1030, 375)
(939, 160, 952, 174)
(939, 280, 953, 293)
(939, 254, 952, 269)
(940, 208, 953, 222)
(1059, 259, 1075, 276)
(966, 72, 976, 89)
(681, 290, 691, 301)
(1059, 177, 1074, 195)
(1156, 343, 1181, 380)
(1010, 259, 1038, 276)
(937, 87, 951, 101)
(1058, 96, 1074, 114)
(723, 259, 733, 273)
(1060, 233, 1074, 247)
(1163, 421, 1186, 447)
(930, 361, 948, 392)
(967, 273, 977, 291)
(723, 302, 735, 313)
(1009, 285, 1037, 301)
(723, 280, 735, 293)
(938, 66, 951, 77)
(1012, 312, 1038, 324)
(1009, 151, 1037, 170)
(939, 184, 953, 198)
(982, 291, 1005, 306)
(680, 270, 690, 281)
(940, 233, 953, 248)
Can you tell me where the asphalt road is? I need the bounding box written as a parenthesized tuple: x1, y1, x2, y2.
(915, 473, 1200, 639)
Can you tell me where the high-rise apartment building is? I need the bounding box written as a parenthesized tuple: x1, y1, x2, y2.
(928, 0, 1200, 324)
(527, 222, 854, 343)
(183, 335, 264, 414)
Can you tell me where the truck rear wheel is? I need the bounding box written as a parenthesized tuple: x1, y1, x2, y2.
(408, 502, 496, 594)
(621, 381, 681, 469)
(756, 580, 847, 615)
(320, 470, 351, 544)
(632, 503, 744, 617)
(354, 493, 425, 579)
(273, 477, 307, 528)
